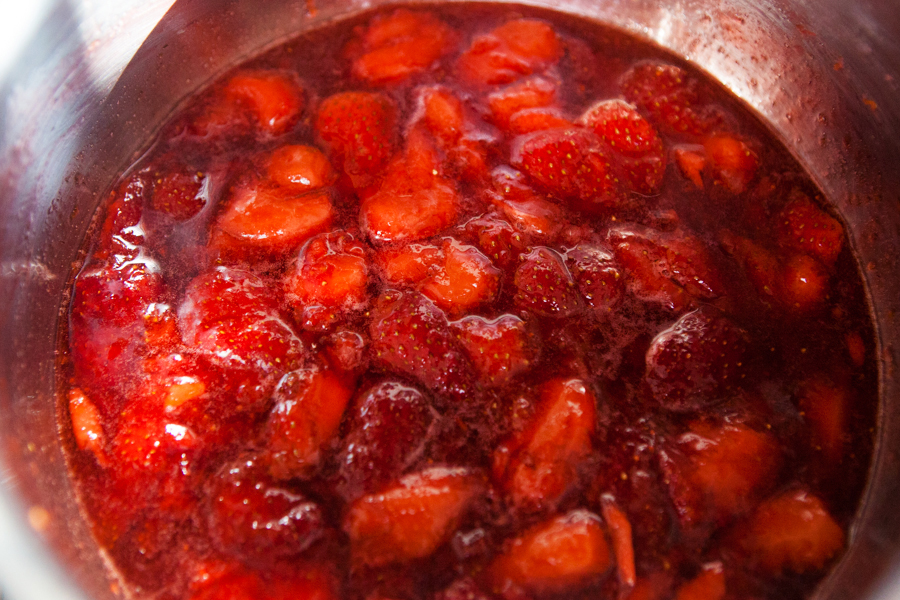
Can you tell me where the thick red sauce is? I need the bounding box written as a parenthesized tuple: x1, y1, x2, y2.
(60, 5, 877, 600)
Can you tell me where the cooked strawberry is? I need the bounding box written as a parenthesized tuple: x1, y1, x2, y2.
(620, 62, 720, 137)
(460, 214, 529, 271)
(207, 453, 325, 560)
(150, 165, 207, 220)
(266, 365, 354, 479)
(494, 378, 596, 511)
(267, 145, 335, 191)
(488, 510, 612, 594)
(673, 145, 707, 189)
(780, 253, 829, 311)
(644, 306, 749, 411)
(513, 247, 582, 318)
(283, 231, 370, 330)
(321, 330, 368, 375)
(93, 174, 148, 262)
(457, 19, 562, 86)
(566, 244, 625, 314)
(673, 563, 725, 600)
(178, 267, 305, 406)
(377, 243, 444, 284)
(578, 99, 666, 194)
(350, 9, 457, 84)
(210, 183, 334, 259)
(732, 489, 844, 574)
(511, 128, 621, 214)
(659, 420, 781, 535)
(453, 315, 536, 386)
(344, 467, 485, 566)
(796, 377, 849, 465)
(775, 191, 844, 267)
(368, 290, 474, 400)
(421, 238, 501, 315)
(508, 107, 572, 134)
(188, 563, 338, 600)
(420, 86, 465, 145)
(67, 387, 108, 466)
(361, 129, 459, 244)
(315, 91, 397, 189)
(334, 381, 437, 501)
(488, 76, 558, 130)
(193, 70, 304, 138)
(486, 168, 563, 241)
(609, 226, 724, 311)
(600, 496, 636, 588)
(704, 134, 758, 194)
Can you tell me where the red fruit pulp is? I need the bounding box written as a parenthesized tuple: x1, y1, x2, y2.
(60, 5, 876, 600)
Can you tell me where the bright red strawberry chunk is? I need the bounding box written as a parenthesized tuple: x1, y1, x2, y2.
(457, 19, 562, 86)
(494, 378, 596, 511)
(460, 213, 529, 271)
(511, 128, 621, 214)
(377, 243, 444, 284)
(368, 290, 474, 401)
(578, 99, 666, 194)
(644, 306, 749, 411)
(453, 314, 536, 386)
(188, 563, 338, 600)
(150, 164, 208, 220)
(566, 244, 625, 314)
(344, 467, 486, 566)
(267, 144, 335, 192)
(513, 247, 582, 318)
(776, 191, 844, 267)
(207, 454, 325, 561)
(350, 9, 457, 84)
(621, 62, 720, 137)
(485, 167, 563, 241)
(420, 238, 501, 315)
(67, 387, 108, 466)
(283, 230, 370, 331)
(266, 365, 355, 479)
(315, 91, 397, 189)
(488, 510, 612, 594)
(704, 134, 758, 194)
(488, 76, 559, 130)
(334, 381, 437, 501)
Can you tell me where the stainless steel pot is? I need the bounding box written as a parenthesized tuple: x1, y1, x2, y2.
(1, 0, 898, 599)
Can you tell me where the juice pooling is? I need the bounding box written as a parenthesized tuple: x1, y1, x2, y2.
(60, 5, 877, 600)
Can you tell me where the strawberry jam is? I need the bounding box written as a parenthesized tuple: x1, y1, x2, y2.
(60, 5, 877, 600)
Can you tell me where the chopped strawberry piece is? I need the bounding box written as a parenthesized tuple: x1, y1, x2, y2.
(673, 145, 707, 189)
(460, 214, 529, 271)
(150, 165, 208, 220)
(660, 420, 781, 537)
(511, 128, 621, 214)
(495, 378, 596, 511)
(267, 145, 335, 191)
(488, 76, 558, 130)
(600, 495, 636, 588)
(315, 91, 397, 189)
(508, 107, 572, 134)
(67, 387, 108, 466)
(674, 563, 725, 600)
(453, 314, 536, 386)
(188, 563, 338, 600)
(207, 453, 326, 560)
(178, 267, 305, 406)
(486, 168, 563, 241)
(566, 244, 625, 314)
(334, 381, 437, 501)
(368, 290, 474, 400)
(284, 231, 370, 331)
(211, 183, 334, 259)
(644, 306, 749, 411)
(344, 467, 485, 566)
(488, 510, 612, 594)
(621, 62, 719, 137)
(776, 191, 844, 267)
(578, 99, 666, 194)
(780, 253, 829, 311)
(458, 19, 562, 86)
(704, 134, 758, 194)
(796, 377, 849, 465)
(421, 238, 501, 315)
(93, 174, 148, 262)
(377, 243, 444, 284)
(722, 233, 781, 302)
(420, 86, 465, 145)
(732, 489, 844, 574)
(361, 130, 459, 244)
(266, 365, 355, 479)
(321, 330, 368, 375)
(350, 10, 457, 84)
(513, 247, 583, 318)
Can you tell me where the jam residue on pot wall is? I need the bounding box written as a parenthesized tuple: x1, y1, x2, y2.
(58, 5, 877, 600)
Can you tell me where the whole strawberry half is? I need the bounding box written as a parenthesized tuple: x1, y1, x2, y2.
(513, 246, 583, 318)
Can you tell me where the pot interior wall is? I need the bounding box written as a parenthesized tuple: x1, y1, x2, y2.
(0, 0, 898, 598)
